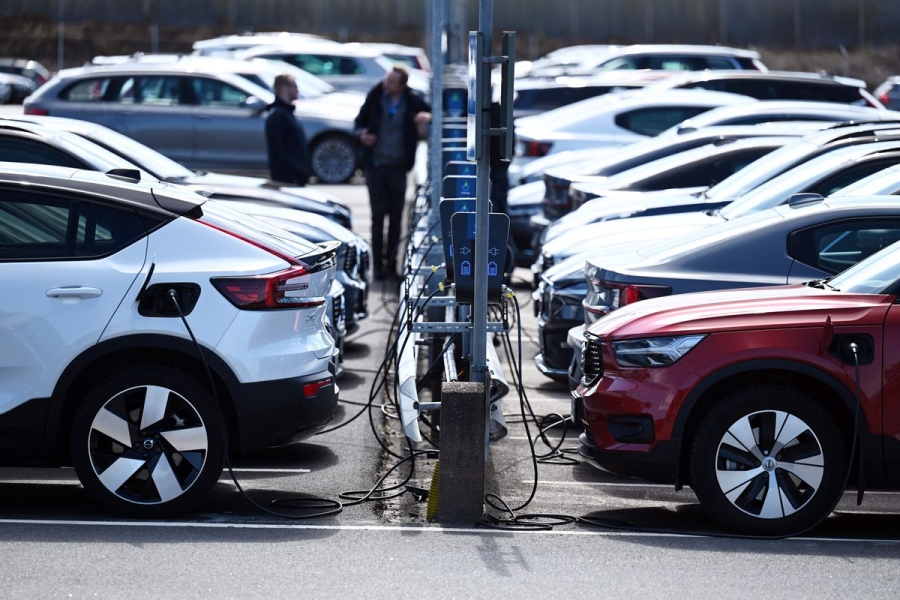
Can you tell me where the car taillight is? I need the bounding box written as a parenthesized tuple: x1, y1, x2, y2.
(212, 265, 325, 310)
(882, 91, 891, 106)
(522, 140, 552, 157)
(303, 378, 333, 398)
(24, 106, 48, 116)
(619, 285, 641, 307)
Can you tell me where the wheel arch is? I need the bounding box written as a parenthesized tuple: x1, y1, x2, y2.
(674, 359, 876, 488)
(49, 334, 242, 462)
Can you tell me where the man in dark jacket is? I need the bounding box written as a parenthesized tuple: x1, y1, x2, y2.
(354, 65, 431, 279)
(265, 74, 311, 185)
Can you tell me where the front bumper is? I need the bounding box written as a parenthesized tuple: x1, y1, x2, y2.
(230, 370, 338, 452)
(573, 392, 678, 483)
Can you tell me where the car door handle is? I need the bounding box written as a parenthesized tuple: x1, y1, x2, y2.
(46, 286, 103, 299)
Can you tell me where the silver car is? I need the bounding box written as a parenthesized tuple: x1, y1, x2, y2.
(23, 56, 363, 183)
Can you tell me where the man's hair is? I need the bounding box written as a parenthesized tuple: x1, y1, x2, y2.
(273, 73, 295, 94)
(389, 64, 410, 87)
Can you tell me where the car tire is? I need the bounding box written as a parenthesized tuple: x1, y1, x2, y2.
(71, 366, 225, 518)
(690, 384, 847, 537)
(310, 134, 358, 183)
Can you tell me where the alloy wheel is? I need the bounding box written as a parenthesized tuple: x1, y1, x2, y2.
(87, 385, 209, 505)
(311, 135, 357, 183)
(714, 409, 825, 519)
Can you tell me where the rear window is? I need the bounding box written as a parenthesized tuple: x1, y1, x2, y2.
(614, 106, 711, 136)
(61, 77, 112, 101)
(200, 201, 319, 259)
(515, 85, 628, 111)
(263, 53, 363, 76)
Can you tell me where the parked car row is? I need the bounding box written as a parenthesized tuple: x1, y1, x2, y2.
(517, 111, 900, 534)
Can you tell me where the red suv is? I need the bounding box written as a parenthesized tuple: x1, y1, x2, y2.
(574, 243, 900, 536)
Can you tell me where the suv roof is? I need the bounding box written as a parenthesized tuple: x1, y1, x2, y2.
(57, 55, 282, 80)
(0, 161, 205, 215)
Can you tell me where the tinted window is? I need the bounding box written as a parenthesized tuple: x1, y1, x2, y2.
(0, 192, 146, 260)
(0, 137, 84, 168)
(267, 53, 363, 76)
(516, 85, 627, 111)
(190, 77, 249, 107)
(704, 57, 738, 69)
(62, 77, 112, 101)
(115, 76, 183, 106)
(615, 106, 710, 136)
(788, 218, 900, 274)
(636, 148, 773, 190)
(807, 159, 900, 197)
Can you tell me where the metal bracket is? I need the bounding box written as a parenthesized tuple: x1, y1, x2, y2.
(411, 321, 508, 333)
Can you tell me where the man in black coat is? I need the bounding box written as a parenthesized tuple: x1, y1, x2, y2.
(354, 65, 431, 279)
(265, 74, 311, 185)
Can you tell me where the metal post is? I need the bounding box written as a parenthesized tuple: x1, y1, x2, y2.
(429, 0, 445, 230)
(471, 0, 492, 386)
(57, 0, 64, 72)
(719, 0, 727, 45)
(150, 23, 159, 54)
(858, 0, 866, 47)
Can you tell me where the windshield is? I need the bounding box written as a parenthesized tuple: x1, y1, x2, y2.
(827, 239, 900, 294)
(52, 133, 155, 177)
(637, 209, 777, 260)
(74, 126, 193, 180)
(705, 140, 818, 203)
(835, 165, 900, 196)
(719, 142, 900, 220)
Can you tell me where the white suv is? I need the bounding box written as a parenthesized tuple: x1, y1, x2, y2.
(0, 163, 339, 517)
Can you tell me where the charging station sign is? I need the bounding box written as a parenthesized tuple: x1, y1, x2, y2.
(450, 211, 510, 304)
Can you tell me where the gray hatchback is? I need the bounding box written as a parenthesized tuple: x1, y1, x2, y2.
(23, 56, 363, 183)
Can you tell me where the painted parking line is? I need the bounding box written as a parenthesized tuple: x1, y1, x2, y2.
(0, 518, 898, 543)
(523, 480, 673, 488)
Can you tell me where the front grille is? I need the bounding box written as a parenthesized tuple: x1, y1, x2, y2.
(541, 252, 554, 273)
(541, 327, 575, 371)
(343, 244, 358, 276)
(333, 292, 346, 334)
(540, 286, 552, 318)
(359, 248, 370, 279)
(581, 335, 603, 386)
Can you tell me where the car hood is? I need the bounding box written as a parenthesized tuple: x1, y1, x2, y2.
(508, 180, 546, 208)
(542, 211, 721, 261)
(182, 173, 346, 207)
(588, 284, 894, 341)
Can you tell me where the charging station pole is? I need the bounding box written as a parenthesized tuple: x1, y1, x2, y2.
(470, 0, 493, 385)
(427, 0, 444, 228)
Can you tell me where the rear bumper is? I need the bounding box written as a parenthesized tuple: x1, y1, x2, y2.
(230, 370, 338, 452)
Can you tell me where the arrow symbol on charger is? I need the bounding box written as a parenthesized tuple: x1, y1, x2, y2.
(488, 247, 500, 256)
(459, 246, 472, 255)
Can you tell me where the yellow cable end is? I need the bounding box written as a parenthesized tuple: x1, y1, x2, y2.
(431, 265, 438, 273)
(438, 281, 445, 292)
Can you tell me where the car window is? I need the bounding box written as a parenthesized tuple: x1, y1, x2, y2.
(0, 191, 146, 260)
(0, 137, 85, 168)
(190, 77, 249, 107)
(788, 218, 900, 274)
(267, 53, 363, 76)
(114, 76, 183, 106)
(636, 148, 773, 190)
(705, 57, 738, 69)
(646, 56, 698, 70)
(62, 77, 112, 102)
(806, 159, 900, 197)
(614, 106, 711, 136)
(598, 57, 640, 70)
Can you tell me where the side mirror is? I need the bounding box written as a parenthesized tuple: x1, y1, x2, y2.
(244, 96, 267, 113)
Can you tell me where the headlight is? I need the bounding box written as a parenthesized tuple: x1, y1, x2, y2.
(612, 335, 706, 368)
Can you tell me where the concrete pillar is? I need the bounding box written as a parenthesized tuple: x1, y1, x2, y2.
(437, 380, 486, 522)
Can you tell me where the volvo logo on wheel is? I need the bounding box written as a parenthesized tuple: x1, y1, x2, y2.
(143, 439, 155, 451)
(762, 456, 777, 471)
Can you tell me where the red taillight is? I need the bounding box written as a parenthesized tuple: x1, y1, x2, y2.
(212, 265, 325, 310)
(619, 285, 641, 307)
(25, 106, 48, 116)
(303, 378, 333, 398)
(881, 91, 891, 106)
(522, 141, 552, 157)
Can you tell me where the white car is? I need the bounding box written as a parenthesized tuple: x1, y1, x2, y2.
(512, 89, 756, 170)
(0, 163, 339, 517)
